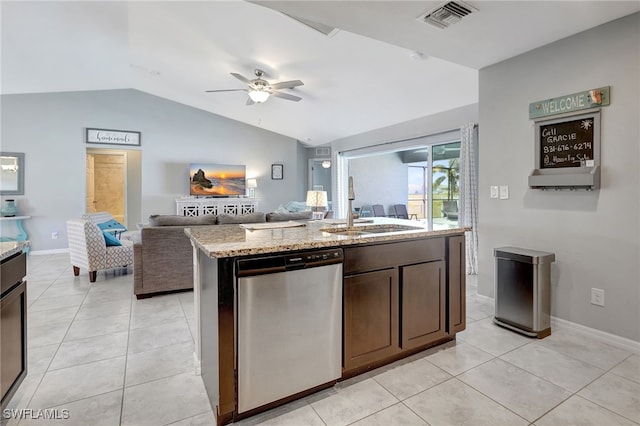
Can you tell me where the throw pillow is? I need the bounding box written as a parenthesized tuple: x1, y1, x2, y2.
(148, 214, 218, 226)
(102, 230, 122, 246)
(97, 219, 127, 231)
(266, 211, 313, 222)
(217, 212, 266, 224)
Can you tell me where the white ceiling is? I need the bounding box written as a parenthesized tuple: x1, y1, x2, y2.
(2, 1, 638, 146)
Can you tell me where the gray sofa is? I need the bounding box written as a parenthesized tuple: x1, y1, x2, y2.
(133, 211, 312, 298)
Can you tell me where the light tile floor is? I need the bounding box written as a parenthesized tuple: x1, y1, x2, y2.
(2, 253, 639, 426)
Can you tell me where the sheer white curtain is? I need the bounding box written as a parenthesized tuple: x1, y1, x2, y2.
(333, 152, 348, 218)
(459, 123, 478, 274)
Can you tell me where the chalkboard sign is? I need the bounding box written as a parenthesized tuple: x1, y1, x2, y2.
(538, 114, 597, 169)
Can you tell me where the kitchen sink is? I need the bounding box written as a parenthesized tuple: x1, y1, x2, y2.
(321, 224, 424, 236)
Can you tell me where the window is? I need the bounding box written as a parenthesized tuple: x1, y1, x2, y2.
(408, 165, 427, 219)
(406, 141, 460, 228)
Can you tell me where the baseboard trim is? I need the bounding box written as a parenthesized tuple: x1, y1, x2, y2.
(28, 248, 69, 256)
(474, 293, 494, 304)
(551, 316, 640, 355)
(472, 293, 639, 354)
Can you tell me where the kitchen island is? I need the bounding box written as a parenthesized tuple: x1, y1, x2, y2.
(1, 241, 28, 411)
(186, 218, 468, 425)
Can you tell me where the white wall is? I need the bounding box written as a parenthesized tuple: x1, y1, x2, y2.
(348, 153, 407, 216)
(478, 13, 640, 341)
(1, 89, 300, 251)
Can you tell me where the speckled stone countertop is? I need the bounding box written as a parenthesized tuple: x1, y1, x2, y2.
(0, 241, 26, 261)
(185, 218, 470, 258)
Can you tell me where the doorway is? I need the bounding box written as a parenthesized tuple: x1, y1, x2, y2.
(86, 153, 126, 222)
(308, 158, 332, 201)
(86, 148, 142, 229)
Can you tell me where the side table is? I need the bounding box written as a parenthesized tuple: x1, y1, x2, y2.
(0, 216, 31, 253)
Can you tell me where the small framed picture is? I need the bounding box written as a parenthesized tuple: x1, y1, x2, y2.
(271, 163, 283, 180)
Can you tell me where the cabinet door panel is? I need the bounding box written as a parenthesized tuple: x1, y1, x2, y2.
(401, 261, 446, 349)
(344, 269, 399, 371)
(448, 235, 466, 334)
(1, 281, 27, 408)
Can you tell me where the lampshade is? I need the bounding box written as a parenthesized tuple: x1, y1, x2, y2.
(248, 90, 270, 103)
(321, 160, 331, 168)
(246, 178, 257, 189)
(306, 190, 328, 208)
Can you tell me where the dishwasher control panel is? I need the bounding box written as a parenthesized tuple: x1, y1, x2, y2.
(237, 248, 343, 276)
(285, 249, 342, 268)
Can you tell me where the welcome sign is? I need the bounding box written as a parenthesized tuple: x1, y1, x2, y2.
(86, 128, 141, 146)
(529, 86, 610, 120)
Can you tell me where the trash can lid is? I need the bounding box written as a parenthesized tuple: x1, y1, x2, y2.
(494, 246, 555, 264)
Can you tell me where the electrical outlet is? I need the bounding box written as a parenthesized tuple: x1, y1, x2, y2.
(591, 288, 605, 306)
(499, 185, 509, 200)
(500, 185, 509, 200)
(51, 231, 59, 240)
(490, 186, 499, 199)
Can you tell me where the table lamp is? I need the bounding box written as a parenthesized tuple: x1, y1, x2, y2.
(247, 179, 257, 198)
(306, 190, 328, 220)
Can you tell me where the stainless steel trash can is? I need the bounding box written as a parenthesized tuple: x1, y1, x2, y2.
(493, 247, 555, 338)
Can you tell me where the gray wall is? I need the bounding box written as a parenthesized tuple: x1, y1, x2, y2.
(1, 89, 300, 251)
(478, 13, 640, 341)
(348, 153, 407, 216)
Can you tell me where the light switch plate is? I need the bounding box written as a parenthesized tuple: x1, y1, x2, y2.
(490, 186, 498, 199)
(499, 185, 509, 199)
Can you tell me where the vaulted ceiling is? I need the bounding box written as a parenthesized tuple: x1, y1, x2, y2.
(2, 1, 638, 145)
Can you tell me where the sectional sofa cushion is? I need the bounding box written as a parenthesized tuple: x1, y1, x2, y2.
(217, 212, 266, 224)
(148, 214, 217, 226)
(266, 211, 313, 222)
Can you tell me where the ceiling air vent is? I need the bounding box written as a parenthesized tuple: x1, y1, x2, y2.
(419, 1, 476, 30)
(316, 147, 330, 156)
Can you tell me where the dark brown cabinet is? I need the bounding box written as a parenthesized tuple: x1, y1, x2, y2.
(1, 251, 27, 410)
(448, 235, 466, 334)
(342, 237, 461, 376)
(343, 268, 399, 371)
(401, 261, 446, 350)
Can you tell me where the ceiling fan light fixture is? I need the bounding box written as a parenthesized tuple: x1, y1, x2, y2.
(248, 90, 270, 103)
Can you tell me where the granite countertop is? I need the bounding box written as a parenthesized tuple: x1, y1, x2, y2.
(0, 241, 26, 261)
(185, 218, 470, 258)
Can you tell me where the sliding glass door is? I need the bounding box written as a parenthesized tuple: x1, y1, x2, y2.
(407, 141, 460, 228)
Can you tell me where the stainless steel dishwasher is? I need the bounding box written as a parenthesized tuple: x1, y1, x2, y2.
(236, 248, 343, 414)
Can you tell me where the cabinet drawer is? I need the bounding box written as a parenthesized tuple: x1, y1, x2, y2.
(344, 238, 444, 275)
(1, 252, 26, 297)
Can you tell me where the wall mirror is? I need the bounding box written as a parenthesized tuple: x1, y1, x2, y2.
(0, 152, 25, 195)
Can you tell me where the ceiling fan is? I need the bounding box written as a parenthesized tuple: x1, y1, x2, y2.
(206, 69, 304, 105)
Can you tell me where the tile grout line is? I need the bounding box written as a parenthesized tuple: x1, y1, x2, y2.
(119, 293, 135, 426)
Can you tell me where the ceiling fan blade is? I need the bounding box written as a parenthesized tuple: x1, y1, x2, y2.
(270, 91, 302, 102)
(205, 89, 247, 93)
(230, 72, 250, 83)
(246, 97, 255, 106)
(270, 80, 304, 90)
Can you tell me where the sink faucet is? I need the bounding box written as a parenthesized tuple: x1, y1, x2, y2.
(347, 176, 355, 228)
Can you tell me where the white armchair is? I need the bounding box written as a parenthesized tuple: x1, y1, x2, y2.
(66, 219, 134, 282)
(82, 211, 140, 244)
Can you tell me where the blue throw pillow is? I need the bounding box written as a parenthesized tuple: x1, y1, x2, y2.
(102, 230, 122, 246)
(97, 219, 127, 231)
